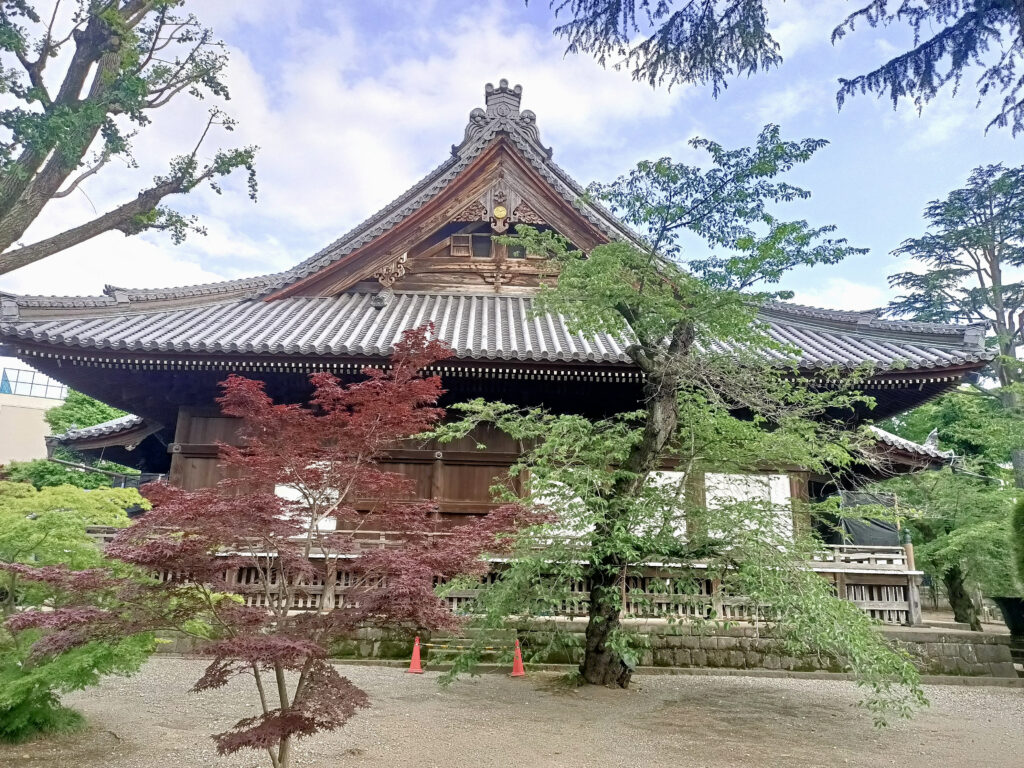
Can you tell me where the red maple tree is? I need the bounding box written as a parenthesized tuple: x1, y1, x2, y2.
(7, 327, 532, 768)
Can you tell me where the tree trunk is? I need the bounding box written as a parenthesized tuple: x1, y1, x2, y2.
(579, 568, 632, 686)
(944, 566, 982, 632)
(578, 322, 693, 687)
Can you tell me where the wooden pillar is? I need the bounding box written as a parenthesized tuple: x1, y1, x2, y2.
(431, 451, 444, 520)
(835, 572, 848, 600)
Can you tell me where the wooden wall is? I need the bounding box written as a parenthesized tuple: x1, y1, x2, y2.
(167, 408, 522, 521)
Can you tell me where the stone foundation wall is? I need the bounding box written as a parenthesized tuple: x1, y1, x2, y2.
(512, 621, 1017, 678)
(155, 622, 1018, 678)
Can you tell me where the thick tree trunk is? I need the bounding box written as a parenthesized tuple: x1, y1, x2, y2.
(944, 566, 982, 632)
(579, 568, 632, 686)
(578, 322, 693, 687)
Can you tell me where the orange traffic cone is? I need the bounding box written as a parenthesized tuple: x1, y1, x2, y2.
(510, 639, 525, 677)
(407, 636, 424, 674)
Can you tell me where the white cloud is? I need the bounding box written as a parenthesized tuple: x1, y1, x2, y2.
(0, 0, 688, 298)
(793, 278, 890, 311)
(751, 79, 831, 124)
(769, 0, 849, 56)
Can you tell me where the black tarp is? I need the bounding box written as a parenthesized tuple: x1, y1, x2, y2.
(815, 515, 901, 547)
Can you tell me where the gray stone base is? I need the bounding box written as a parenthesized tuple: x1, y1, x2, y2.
(154, 621, 1018, 678)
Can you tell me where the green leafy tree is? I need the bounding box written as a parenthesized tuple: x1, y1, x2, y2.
(1012, 497, 1024, 586)
(546, 1, 1024, 133)
(875, 388, 1024, 627)
(1, 459, 113, 489)
(0, 2, 258, 276)
(0, 481, 153, 741)
(45, 390, 126, 436)
(874, 468, 1015, 630)
(885, 163, 1024, 487)
(433, 126, 926, 723)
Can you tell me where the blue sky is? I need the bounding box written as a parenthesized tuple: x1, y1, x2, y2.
(0, 0, 1019, 314)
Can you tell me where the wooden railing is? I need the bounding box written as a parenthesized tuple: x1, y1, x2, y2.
(85, 528, 918, 625)
(814, 544, 909, 570)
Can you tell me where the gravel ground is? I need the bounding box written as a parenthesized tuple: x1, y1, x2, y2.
(1, 657, 1022, 768)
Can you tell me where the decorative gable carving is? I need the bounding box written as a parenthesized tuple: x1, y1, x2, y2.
(458, 79, 550, 156)
(372, 253, 408, 288)
(512, 201, 544, 225)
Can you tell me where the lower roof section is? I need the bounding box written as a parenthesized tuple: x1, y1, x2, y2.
(0, 290, 994, 373)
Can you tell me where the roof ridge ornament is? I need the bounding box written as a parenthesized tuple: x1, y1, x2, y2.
(455, 79, 551, 158)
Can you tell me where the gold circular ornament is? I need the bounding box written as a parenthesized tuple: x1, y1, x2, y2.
(493, 205, 508, 219)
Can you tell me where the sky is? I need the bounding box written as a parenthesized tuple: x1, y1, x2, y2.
(0, 0, 1021, 356)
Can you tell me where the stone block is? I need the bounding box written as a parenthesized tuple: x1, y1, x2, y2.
(959, 645, 978, 664)
(728, 650, 746, 668)
(763, 654, 781, 670)
(673, 649, 692, 666)
(653, 649, 675, 667)
(690, 649, 707, 667)
(975, 644, 1012, 663)
(717, 636, 741, 650)
(988, 662, 1019, 678)
(780, 656, 799, 670)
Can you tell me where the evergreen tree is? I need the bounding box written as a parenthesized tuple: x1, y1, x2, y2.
(547, 1, 1024, 133)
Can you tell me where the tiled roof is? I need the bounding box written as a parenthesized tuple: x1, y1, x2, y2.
(867, 426, 954, 460)
(47, 414, 145, 442)
(0, 81, 636, 315)
(0, 291, 992, 371)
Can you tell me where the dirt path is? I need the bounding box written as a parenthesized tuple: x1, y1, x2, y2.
(2, 658, 1021, 767)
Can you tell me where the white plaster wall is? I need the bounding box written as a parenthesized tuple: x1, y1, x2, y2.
(704, 472, 793, 539)
(0, 392, 64, 465)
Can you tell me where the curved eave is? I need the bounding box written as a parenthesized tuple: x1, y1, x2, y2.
(46, 415, 162, 453)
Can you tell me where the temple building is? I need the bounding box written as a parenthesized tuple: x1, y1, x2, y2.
(0, 81, 993, 625)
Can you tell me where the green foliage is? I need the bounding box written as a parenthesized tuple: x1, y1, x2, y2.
(886, 164, 1024, 384)
(0, 633, 154, 742)
(1012, 498, 1024, 587)
(884, 388, 1024, 473)
(548, 2, 1024, 134)
(0, 482, 142, 570)
(45, 390, 126, 435)
(0, 3, 257, 274)
(0, 482, 153, 740)
(876, 385, 1024, 599)
(439, 124, 925, 721)
(2, 459, 113, 489)
(876, 468, 1017, 598)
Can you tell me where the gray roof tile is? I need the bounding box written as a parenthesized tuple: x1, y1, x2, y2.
(0, 291, 992, 371)
(867, 426, 954, 460)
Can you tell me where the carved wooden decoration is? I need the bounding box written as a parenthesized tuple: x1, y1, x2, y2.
(456, 201, 487, 222)
(512, 201, 544, 225)
(373, 252, 408, 288)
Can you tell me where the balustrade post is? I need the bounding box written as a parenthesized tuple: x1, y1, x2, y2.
(322, 557, 338, 611)
(906, 574, 923, 626)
